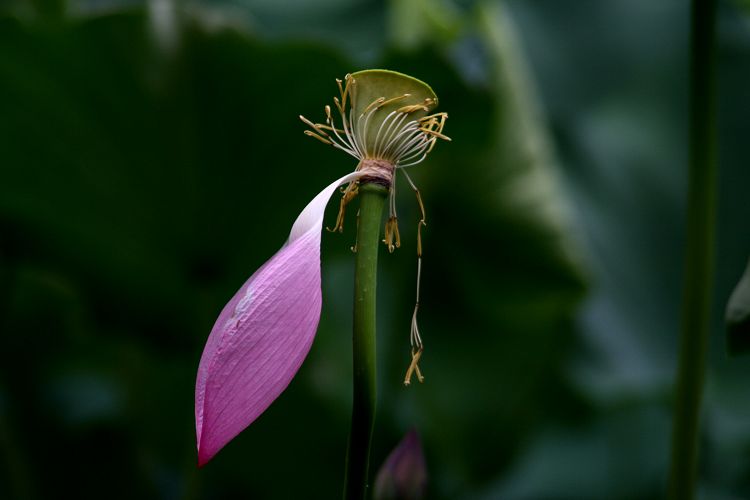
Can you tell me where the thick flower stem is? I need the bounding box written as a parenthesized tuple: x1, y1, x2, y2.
(344, 182, 388, 500)
(668, 0, 717, 498)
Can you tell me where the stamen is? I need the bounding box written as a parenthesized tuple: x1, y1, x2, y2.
(361, 97, 385, 117)
(382, 120, 420, 159)
(397, 150, 430, 168)
(304, 130, 333, 145)
(383, 216, 401, 253)
(359, 105, 382, 157)
(347, 77, 362, 154)
(302, 75, 447, 168)
(316, 124, 346, 135)
(389, 170, 398, 220)
(391, 130, 428, 162)
(323, 101, 361, 158)
(376, 112, 409, 160)
(326, 181, 359, 233)
(403, 347, 424, 386)
(342, 79, 365, 159)
(372, 111, 400, 159)
(379, 94, 411, 108)
(336, 78, 348, 112)
(418, 113, 451, 151)
(401, 169, 427, 386)
(383, 172, 400, 253)
(301, 112, 361, 158)
(348, 74, 356, 94)
(397, 104, 430, 114)
(299, 115, 320, 131)
(423, 129, 451, 142)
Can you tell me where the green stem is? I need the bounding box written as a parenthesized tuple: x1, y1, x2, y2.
(668, 0, 717, 498)
(344, 182, 387, 500)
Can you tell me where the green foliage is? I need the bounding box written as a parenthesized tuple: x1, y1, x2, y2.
(727, 259, 750, 355)
(0, 1, 749, 499)
(0, 9, 585, 499)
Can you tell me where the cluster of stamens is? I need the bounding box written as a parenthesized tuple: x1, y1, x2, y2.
(300, 74, 448, 167)
(301, 73, 450, 386)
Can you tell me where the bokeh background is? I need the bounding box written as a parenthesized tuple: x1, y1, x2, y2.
(1, 0, 749, 498)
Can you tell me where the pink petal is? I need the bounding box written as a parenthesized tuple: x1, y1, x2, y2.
(195, 171, 362, 466)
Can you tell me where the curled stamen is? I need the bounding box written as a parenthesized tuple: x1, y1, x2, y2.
(373, 111, 401, 159)
(391, 131, 429, 163)
(375, 112, 409, 159)
(403, 347, 424, 386)
(400, 168, 427, 386)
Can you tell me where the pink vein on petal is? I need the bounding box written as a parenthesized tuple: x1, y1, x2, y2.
(195, 171, 362, 466)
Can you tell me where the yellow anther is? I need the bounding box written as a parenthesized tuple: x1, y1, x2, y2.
(362, 97, 386, 116)
(304, 130, 333, 145)
(418, 113, 451, 152)
(333, 96, 346, 116)
(300, 115, 330, 136)
(317, 124, 347, 135)
(414, 188, 426, 222)
(379, 94, 411, 108)
(392, 218, 401, 251)
(336, 78, 344, 101)
(397, 104, 430, 114)
(383, 216, 401, 253)
(423, 130, 451, 142)
(414, 363, 424, 383)
(299, 114, 314, 127)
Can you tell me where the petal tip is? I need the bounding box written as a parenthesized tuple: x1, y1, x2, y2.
(197, 444, 214, 468)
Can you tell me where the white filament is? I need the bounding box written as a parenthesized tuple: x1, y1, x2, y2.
(315, 96, 437, 171)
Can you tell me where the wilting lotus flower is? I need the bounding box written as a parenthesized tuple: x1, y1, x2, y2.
(195, 69, 448, 466)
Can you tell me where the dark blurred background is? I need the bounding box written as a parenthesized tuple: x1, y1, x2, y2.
(1, 0, 749, 498)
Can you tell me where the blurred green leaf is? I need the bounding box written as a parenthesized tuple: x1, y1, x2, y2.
(388, 0, 462, 50)
(726, 258, 750, 355)
(477, 1, 586, 284)
(0, 7, 590, 498)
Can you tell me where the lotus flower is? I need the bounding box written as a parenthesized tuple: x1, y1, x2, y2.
(195, 70, 448, 465)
